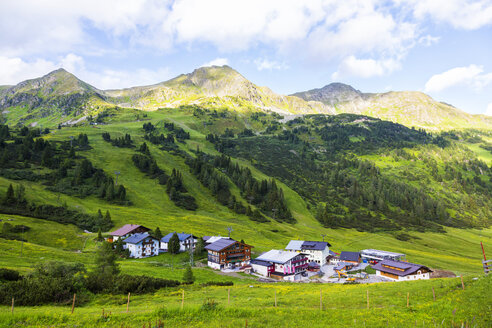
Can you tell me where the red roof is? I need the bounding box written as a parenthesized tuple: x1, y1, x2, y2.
(110, 224, 148, 236)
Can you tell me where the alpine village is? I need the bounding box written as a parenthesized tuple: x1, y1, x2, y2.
(0, 4, 492, 327)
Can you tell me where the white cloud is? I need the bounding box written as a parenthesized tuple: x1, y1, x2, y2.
(401, 0, 492, 30)
(418, 35, 440, 46)
(486, 103, 492, 116)
(332, 56, 401, 79)
(424, 65, 492, 93)
(0, 56, 58, 85)
(202, 58, 229, 67)
(0, 54, 171, 90)
(0, 1, 419, 65)
(254, 58, 289, 71)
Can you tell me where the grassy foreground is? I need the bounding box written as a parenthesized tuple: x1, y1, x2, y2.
(0, 275, 490, 327)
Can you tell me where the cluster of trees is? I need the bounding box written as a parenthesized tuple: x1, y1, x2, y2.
(132, 143, 197, 211)
(213, 155, 293, 223)
(0, 222, 30, 241)
(48, 158, 128, 203)
(132, 143, 168, 181)
(166, 169, 198, 211)
(186, 153, 266, 222)
(0, 243, 182, 306)
(0, 125, 129, 204)
(0, 183, 113, 232)
(210, 114, 491, 231)
(163, 122, 190, 140)
(143, 122, 188, 150)
(102, 132, 133, 148)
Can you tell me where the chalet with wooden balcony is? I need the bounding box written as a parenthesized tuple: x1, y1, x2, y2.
(372, 260, 432, 281)
(205, 238, 252, 270)
(252, 250, 308, 281)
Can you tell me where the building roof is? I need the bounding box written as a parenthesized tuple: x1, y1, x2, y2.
(161, 232, 195, 243)
(205, 238, 236, 251)
(302, 241, 331, 250)
(340, 251, 360, 262)
(285, 240, 304, 251)
(360, 249, 405, 259)
(110, 224, 149, 236)
(250, 259, 273, 267)
(256, 250, 302, 264)
(123, 233, 157, 244)
(329, 250, 339, 256)
(308, 261, 321, 268)
(204, 236, 229, 244)
(372, 260, 431, 277)
(334, 262, 351, 271)
(286, 240, 331, 251)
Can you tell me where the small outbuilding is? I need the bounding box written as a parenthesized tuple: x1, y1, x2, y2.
(372, 260, 432, 281)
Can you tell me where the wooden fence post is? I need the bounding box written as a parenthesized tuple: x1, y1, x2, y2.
(320, 289, 323, 310)
(181, 290, 184, 309)
(432, 287, 436, 301)
(407, 292, 410, 308)
(460, 275, 465, 290)
(126, 292, 131, 313)
(274, 290, 277, 307)
(11, 297, 14, 315)
(71, 293, 76, 314)
(228, 288, 230, 306)
(366, 290, 369, 309)
(245, 318, 248, 327)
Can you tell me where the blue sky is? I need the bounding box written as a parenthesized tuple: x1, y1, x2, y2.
(1, 0, 491, 115)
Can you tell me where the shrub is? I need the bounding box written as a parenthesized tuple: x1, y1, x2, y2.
(113, 274, 180, 294)
(0, 268, 21, 281)
(200, 281, 233, 287)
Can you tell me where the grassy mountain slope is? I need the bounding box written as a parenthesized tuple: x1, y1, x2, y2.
(105, 66, 332, 115)
(0, 108, 490, 277)
(0, 69, 113, 127)
(293, 83, 492, 131)
(2, 67, 491, 132)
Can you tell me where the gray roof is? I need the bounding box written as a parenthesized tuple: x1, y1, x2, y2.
(205, 238, 236, 251)
(286, 240, 331, 251)
(285, 240, 304, 251)
(256, 250, 302, 264)
(250, 259, 273, 267)
(204, 236, 229, 244)
(372, 260, 431, 277)
(302, 241, 330, 250)
(340, 251, 360, 262)
(123, 233, 157, 244)
(161, 232, 195, 243)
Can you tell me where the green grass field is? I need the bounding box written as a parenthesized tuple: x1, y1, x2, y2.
(0, 275, 489, 327)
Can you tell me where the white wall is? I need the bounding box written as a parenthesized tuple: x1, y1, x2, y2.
(376, 270, 430, 281)
(251, 264, 270, 276)
(208, 261, 221, 270)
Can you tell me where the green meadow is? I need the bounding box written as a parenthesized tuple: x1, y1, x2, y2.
(0, 275, 490, 327)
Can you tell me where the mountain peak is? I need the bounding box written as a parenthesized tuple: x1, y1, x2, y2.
(163, 65, 251, 97)
(291, 82, 365, 105)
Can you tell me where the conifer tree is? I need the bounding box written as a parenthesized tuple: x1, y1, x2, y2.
(168, 232, 180, 254)
(182, 265, 195, 284)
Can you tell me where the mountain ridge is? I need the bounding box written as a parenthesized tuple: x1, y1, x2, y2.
(0, 66, 490, 131)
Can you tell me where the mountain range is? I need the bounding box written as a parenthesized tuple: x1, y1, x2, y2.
(0, 65, 490, 131)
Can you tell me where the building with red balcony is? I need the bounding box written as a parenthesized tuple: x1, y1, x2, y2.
(251, 250, 308, 281)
